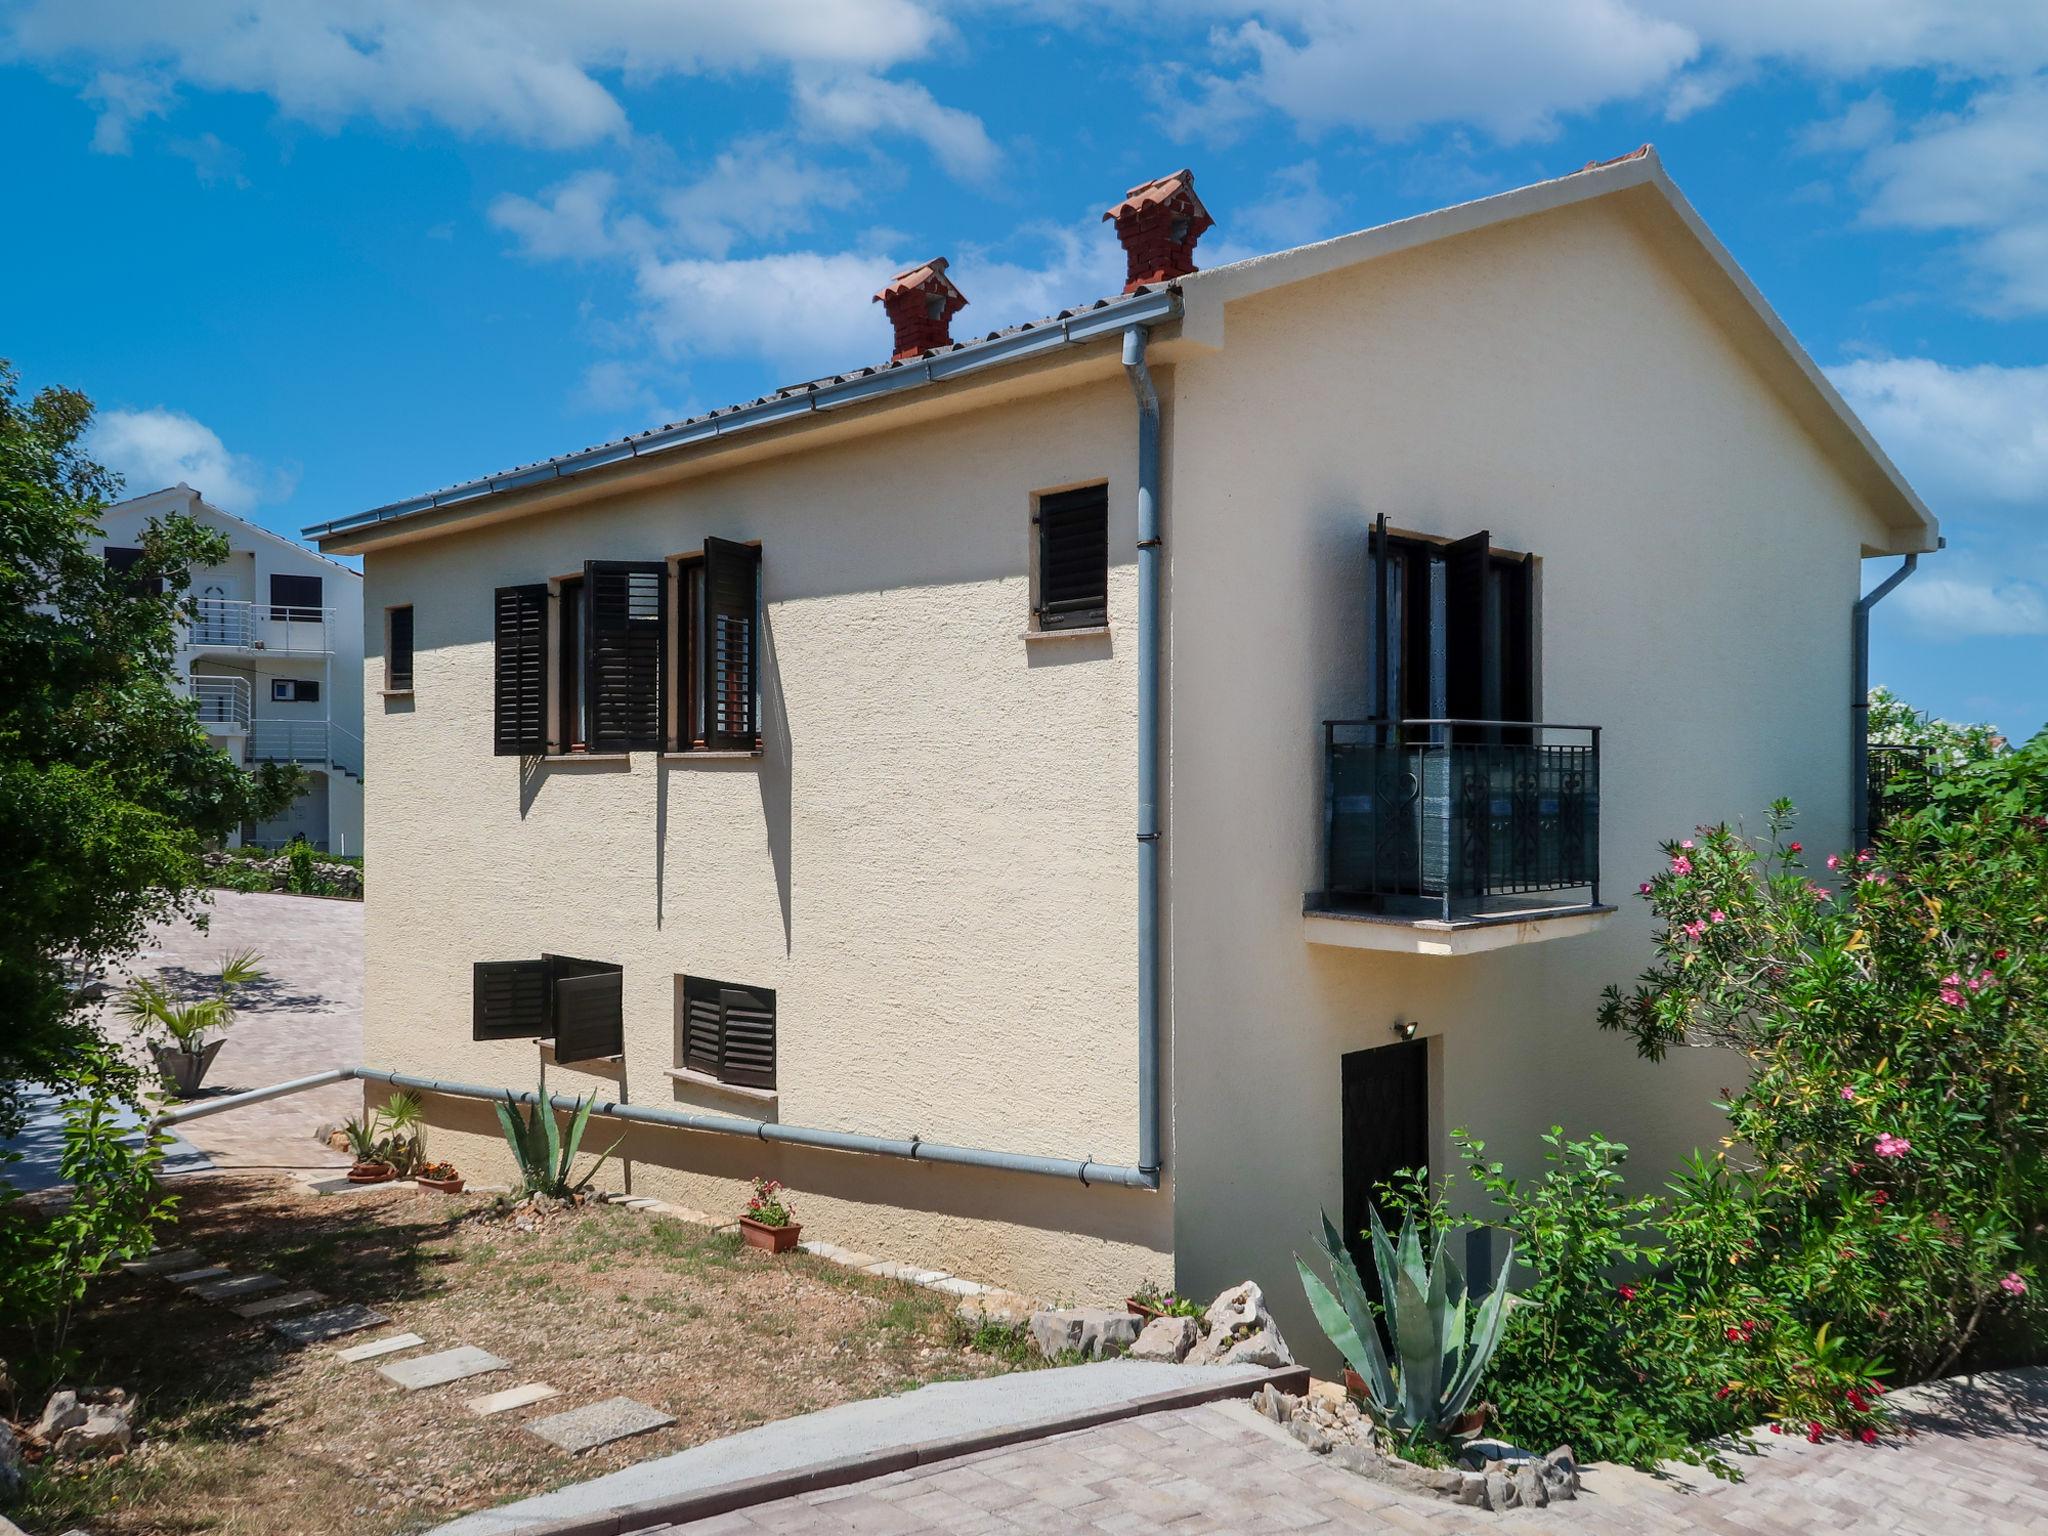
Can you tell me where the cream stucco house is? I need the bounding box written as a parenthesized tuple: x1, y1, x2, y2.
(308, 150, 1936, 1351)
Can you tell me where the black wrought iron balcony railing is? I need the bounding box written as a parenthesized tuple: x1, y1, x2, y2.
(1320, 719, 1602, 922)
(1866, 743, 1937, 840)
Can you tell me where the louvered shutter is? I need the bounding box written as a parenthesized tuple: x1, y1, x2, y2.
(679, 977, 724, 1078)
(388, 605, 414, 690)
(1367, 515, 1390, 718)
(583, 561, 667, 753)
(1036, 486, 1109, 630)
(549, 956, 624, 1063)
(1443, 530, 1498, 734)
(718, 985, 777, 1089)
(702, 538, 760, 750)
(493, 584, 549, 755)
(473, 959, 552, 1040)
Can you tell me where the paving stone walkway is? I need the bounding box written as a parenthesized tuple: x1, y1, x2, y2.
(665, 1368, 2048, 1535)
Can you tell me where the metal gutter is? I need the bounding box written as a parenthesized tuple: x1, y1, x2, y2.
(1851, 550, 1925, 847)
(304, 287, 1182, 544)
(1122, 326, 1163, 1183)
(154, 1066, 1159, 1190)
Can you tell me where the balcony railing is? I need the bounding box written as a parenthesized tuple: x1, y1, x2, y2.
(1321, 719, 1601, 922)
(248, 719, 362, 780)
(185, 599, 334, 655)
(1867, 743, 1937, 840)
(184, 674, 251, 731)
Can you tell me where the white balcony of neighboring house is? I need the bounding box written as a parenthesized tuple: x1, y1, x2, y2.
(183, 673, 251, 735)
(248, 717, 364, 781)
(183, 598, 336, 657)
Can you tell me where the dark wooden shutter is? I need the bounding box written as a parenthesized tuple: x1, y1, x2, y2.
(583, 561, 667, 753)
(494, 584, 549, 755)
(474, 959, 552, 1040)
(389, 606, 414, 690)
(1036, 486, 1108, 630)
(1443, 530, 1498, 735)
(1496, 554, 1535, 742)
(702, 539, 760, 751)
(270, 572, 323, 619)
(549, 956, 623, 1063)
(679, 975, 723, 1077)
(718, 985, 777, 1089)
(1368, 515, 1390, 718)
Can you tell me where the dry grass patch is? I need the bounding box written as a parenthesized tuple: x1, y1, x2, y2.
(11, 1173, 1026, 1535)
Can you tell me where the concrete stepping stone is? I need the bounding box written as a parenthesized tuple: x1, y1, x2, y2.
(378, 1346, 510, 1391)
(169, 1265, 230, 1285)
(467, 1383, 561, 1417)
(271, 1303, 390, 1344)
(232, 1289, 326, 1319)
(301, 1175, 391, 1195)
(191, 1273, 285, 1302)
(122, 1248, 205, 1274)
(336, 1332, 426, 1363)
(525, 1396, 676, 1454)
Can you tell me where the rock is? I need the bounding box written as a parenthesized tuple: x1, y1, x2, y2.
(1027, 1307, 1139, 1360)
(1027, 1308, 1086, 1359)
(1452, 1471, 1488, 1506)
(1202, 1280, 1267, 1336)
(0, 1422, 23, 1500)
(1214, 1324, 1292, 1368)
(1187, 1280, 1293, 1367)
(1542, 1444, 1581, 1499)
(54, 1407, 133, 1460)
(1512, 1460, 1548, 1509)
(956, 1290, 1036, 1330)
(1484, 1468, 1514, 1511)
(1129, 1314, 1198, 1363)
(1306, 1377, 1350, 1410)
(35, 1389, 85, 1439)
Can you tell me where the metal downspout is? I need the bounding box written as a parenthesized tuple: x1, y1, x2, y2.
(1851, 553, 1920, 847)
(1123, 326, 1163, 1184)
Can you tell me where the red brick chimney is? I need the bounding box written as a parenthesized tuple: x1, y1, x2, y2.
(1103, 169, 1214, 292)
(873, 258, 969, 361)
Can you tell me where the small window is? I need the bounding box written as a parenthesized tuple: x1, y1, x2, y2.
(472, 955, 622, 1061)
(271, 678, 320, 703)
(555, 576, 587, 751)
(1034, 485, 1108, 631)
(386, 605, 414, 691)
(103, 546, 163, 597)
(676, 975, 775, 1089)
(270, 573, 323, 620)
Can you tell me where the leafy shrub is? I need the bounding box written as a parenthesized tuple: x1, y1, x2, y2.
(285, 838, 315, 894)
(1129, 1279, 1205, 1318)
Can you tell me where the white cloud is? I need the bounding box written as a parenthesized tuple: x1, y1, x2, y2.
(657, 140, 863, 258)
(1827, 357, 2048, 508)
(632, 249, 899, 377)
(1896, 575, 2048, 637)
(7, 0, 953, 149)
(793, 72, 999, 180)
(1235, 160, 1346, 250)
(490, 170, 622, 263)
(81, 68, 170, 152)
(87, 407, 282, 513)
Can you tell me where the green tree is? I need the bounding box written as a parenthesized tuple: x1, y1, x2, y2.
(0, 361, 299, 1130)
(1867, 685, 2008, 764)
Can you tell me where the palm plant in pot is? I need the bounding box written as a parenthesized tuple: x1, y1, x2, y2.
(121, 949, 264, 1097)
(739, 1177, 800, 1252)
(342, 1112, 395, 1183)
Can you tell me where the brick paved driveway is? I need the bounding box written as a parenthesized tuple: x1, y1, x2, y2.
(672, 1367, 2048, 1535)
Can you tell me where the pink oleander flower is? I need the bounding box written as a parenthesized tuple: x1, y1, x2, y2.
(1617, 1283, 1637, 1302)
(2002, 1272, 2028, 1297)
(1863, 872, 1889, 885)
(1873, 1133, 1911, 1160)
(1683, 919, 1708, 940)
(1811, 884, 1832, 902)
(1638, 882, 1653, 896)
(1681, 838, 1695, 849)
(1827, 854, 1841, 870)
(1710, 909, 1727, 924)
(1671, 855, 1693, 875)
(1788, 841, 1802, 853)
(1840, 1086, 1856, 1102)
(1940, 986, 1966, 1007)
(1857, 849, 1873, 864)
(1859, 1428, 1878, 1445)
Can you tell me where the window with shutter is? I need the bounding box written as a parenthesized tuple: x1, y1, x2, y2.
(676, 974, 776, 1089)
(700, 539, 760, 751)
(1365, 528, 1534, 738)
(103, 546, 164, 597)
(1035, 485, 1109, 631)
(493, 584, 549, 755)
(548, 955, 624, 1062)
(386, 605, 414, 691)
(270, 572, 323, 620)
(473, 959, 552, 1040)
(583, 561, 667, 753)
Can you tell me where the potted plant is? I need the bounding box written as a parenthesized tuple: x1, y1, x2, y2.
(121, 949, 264, 1098)
(1127, 1279, 1205, 1322)
(738, 1177, 801, 1252)
(381, 1091, 426, 1176)
(342, 1113, 395, 1183)
(415, 1160, 465, 1194)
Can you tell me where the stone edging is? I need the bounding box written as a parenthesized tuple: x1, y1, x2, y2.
(503, 1365, 1311, 1536)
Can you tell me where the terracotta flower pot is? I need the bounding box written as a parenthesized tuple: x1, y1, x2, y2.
(416, 1173, 465, 1194)
(347, 1161, 396, 1184)
(738, 1216, 802, 1253)
(1127, 1298, 1166, 1321)
(152, 1040, 224, 1098)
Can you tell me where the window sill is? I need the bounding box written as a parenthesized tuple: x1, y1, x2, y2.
(542, 752, 632, 763)
(660, 750, 763, 762)
(666, 1067, 777, 1104)
(1021, 624, 1112, 641)
(379, 688, 414, 699)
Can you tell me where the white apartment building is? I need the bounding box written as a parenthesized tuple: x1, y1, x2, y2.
(95, 485, 365, 853)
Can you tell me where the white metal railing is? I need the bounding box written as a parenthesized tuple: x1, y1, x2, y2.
(185, 674, 251, 730)
(185, 599, 335, 655)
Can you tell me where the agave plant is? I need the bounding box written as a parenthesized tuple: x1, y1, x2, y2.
(1297, 1207, 1514, 1448)
(495, 1080, 621, 1198)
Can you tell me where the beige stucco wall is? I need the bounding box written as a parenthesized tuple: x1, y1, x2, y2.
(1163, 199, 1891, 1362)
(360, 377, 1173, 1300)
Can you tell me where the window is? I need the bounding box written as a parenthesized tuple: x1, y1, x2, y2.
(270, 573, 323, 620)
(1034, 485, 1109, 631)
(386, 606, 414, 691)
(556, 576, 586, 750)
(676, 975, 775, 1089)
(584, 561, 667, 753)
(103, 546, 163, 597)
(1366, 516, 1534, 733)
(271, 678, 320, 703)
(473, 955, 623, 1062)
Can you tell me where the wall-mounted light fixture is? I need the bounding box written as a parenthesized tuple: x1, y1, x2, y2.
(1390, 1020, 1420, 1042)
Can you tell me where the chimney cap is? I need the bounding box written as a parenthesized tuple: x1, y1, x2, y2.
(873, 257, 968, 311)
(1102, 168, 1212, 230)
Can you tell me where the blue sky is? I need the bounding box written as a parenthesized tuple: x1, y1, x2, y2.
(3, 2, 2043, 737)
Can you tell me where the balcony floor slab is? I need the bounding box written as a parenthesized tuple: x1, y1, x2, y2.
(1302, 902, 1615, 956)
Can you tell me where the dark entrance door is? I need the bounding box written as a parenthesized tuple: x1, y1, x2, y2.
(1340, 1039, 1430, 1285)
